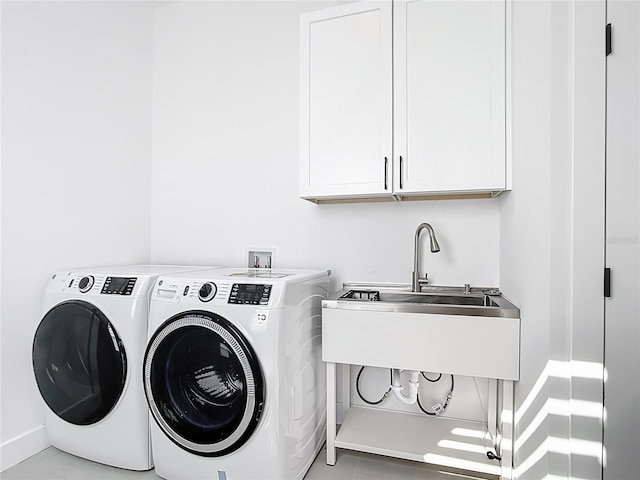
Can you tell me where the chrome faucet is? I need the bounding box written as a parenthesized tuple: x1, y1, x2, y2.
(412, 223, 440, 292)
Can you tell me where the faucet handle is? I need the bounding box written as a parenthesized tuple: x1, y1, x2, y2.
(417, 277, 430, 290)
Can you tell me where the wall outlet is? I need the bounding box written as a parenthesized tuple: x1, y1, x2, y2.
(247, 248, 275, 269)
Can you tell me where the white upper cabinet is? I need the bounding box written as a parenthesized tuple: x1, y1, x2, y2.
(394, 0, 507, 195)
(300, 0, 509, 203)
(300, 2, 393, 200)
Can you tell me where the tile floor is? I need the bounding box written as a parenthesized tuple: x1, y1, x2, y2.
(2, 445, 491, 480)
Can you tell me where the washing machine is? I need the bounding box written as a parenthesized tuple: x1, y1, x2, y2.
(144, 267, 330, 480)
(32, 265, 217, 471)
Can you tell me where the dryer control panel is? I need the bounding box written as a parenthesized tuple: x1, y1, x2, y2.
(229, 284, 272, 305)
(151, 276, 283, 307)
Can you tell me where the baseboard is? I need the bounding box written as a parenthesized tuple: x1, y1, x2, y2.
(0, 425, 49, 472)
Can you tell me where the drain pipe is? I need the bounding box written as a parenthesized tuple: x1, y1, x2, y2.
(390, 369, 420, 405)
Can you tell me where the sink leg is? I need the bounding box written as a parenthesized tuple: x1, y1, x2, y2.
(326, 362, 336, 466)
(488, 378, 498, 448)
(500, 380, 515, 480)
(342, 363, 351, 420)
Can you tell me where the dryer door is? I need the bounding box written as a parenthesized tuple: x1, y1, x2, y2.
(32, 300, 127, 425)
(144, 311, 265, 457)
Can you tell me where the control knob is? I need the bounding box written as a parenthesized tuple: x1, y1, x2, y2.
(78, 276, 94, 293)
(198, 282, 217, 302)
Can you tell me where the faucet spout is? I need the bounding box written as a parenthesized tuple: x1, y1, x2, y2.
(412, 223, 440, 292)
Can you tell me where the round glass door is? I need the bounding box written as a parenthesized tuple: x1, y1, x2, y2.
(144, 311, 264, 457)
(32, 300, 127, 426)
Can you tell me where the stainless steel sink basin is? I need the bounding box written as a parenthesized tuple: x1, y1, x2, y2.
(323, 283, 519, 318)
(377, 292, 499, 307)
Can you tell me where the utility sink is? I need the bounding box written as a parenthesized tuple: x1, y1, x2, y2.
(343, 290, 498, 307)
(322, 283, 521, 380)
(382, 292, 499, 306)
(325, 284, 519, 318)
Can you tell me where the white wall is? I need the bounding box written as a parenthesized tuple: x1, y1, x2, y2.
(500, 1, 606, 479)
(0, 1, 153, 470)
(150, 0, 501, 291)
(499, 2, 554, 476)
(150, 0, 501, 421)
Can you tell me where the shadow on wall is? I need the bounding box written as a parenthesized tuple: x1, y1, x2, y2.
(514, 360, 604, 480)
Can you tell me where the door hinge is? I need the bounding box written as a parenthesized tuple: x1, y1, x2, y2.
(604, 267, 611, 297)
(606, 23, 612, 56)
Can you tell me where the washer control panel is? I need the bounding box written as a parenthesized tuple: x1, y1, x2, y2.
(78, 276, 95, 293)
(198, 282, 217, 302)
(101, 277, 136, 295)
(229, 283, 272, 305)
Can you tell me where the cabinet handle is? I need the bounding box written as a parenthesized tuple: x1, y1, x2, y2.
(384, 157, 388, 190)
(399, 156, 404, 189)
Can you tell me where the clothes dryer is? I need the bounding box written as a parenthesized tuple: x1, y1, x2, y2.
(32, 265, 216, 470)
(144, 268, 330, 480)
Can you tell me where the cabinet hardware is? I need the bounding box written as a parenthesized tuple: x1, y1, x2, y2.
(384, 157, 388, 190)
(399, 156, 404, 189)
(604, 267, 611, 297)
(606, 23, 612, 56)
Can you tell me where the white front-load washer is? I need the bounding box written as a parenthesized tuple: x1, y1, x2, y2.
(32, 265, 217, 470)
(144, 268, 330, 480)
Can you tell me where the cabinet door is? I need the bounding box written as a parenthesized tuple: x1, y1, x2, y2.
(300, 2, 392, 200)
(394, 0, 507, 195)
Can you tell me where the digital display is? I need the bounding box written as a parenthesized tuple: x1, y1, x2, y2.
(228, 283, 272, 305)
(109, 278, 128, 291)
(102, 277, 136, 295)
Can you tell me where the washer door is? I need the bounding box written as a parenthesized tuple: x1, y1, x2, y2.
(144, 311, 265, 457)
(32, 300, 127, 426)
